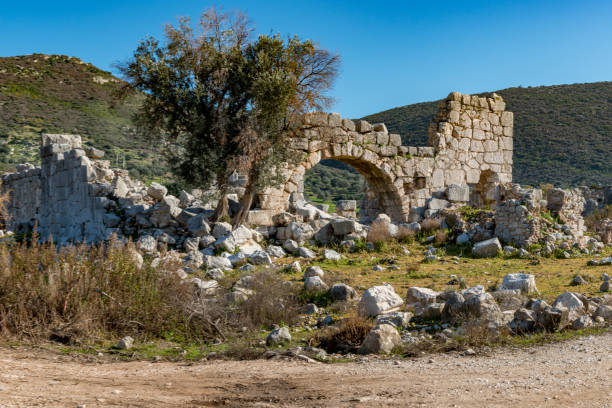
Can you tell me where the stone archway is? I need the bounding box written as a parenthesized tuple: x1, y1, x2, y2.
(253, 92, 514, 224)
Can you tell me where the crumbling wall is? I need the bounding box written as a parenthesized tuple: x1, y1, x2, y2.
(1, 134, 109, 243)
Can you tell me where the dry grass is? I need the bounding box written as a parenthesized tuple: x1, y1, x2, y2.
(396, 225, 416, 243)
(313, 317, 373, 354)
(366, 220, 392, 243)
(585, 205, 612, 231)
(0, 238, 217, 343)
(434, 230, 448, 245)
(421, 218, 441, 234)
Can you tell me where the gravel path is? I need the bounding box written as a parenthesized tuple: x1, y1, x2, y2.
(0, 332, 610, 407)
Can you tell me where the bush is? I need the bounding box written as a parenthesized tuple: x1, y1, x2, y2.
(434, 230, 448, 245)
(314, 317, 373, 354)
(366, 220, 392, 243)
(421, 218, 441, 234)
(396, 225, 416, 243)
(585, 205, 612, 231)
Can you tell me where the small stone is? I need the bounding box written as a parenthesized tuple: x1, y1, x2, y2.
(116, 336, 134, 350)
(266, 327, 291, 346)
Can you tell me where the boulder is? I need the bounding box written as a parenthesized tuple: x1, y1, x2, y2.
(304, 266, 324, 279)
(441, 291, 465, 322)
(287, 221, 315, 243)
(249, 250, 272, 265)
(323, 249, 342, 261)
(116, 336, 134, 350)
(204, 255, 233, 271)
(187, 214, 211, 237)
(183, 251, 204, 269)
(212, 222, 233, 239)
(331, 219, 358, 236)
(571, 315, 593, 330)
(594, 304, 612, 321)
(137, 235, 157, 254)
(456, 232, 471, 245)
(266, 327, 291, 346)
(358, 284, 404, 317)
(500, 273, 537, 294)
(405, 287, 439, 310)
(460, 285, 485, 299)
(304, 276, 328, 292)
(472, 237, 501, 258)
(298, 247, 317, 259)
(329, 283, 357, 301)
(358, 324, 401, 354)
(427, 198, 449, 210)
(552, 292, 587, 322)
(147, 182, 167, 200)
(283, 239, 299, 254)
(463, 293, 504, 325)
(509, 308, 536, 333)
(266, 245, 286, 258)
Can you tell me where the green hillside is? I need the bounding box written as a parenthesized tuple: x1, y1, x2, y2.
(0, 54, 164, 180)
(364, 82, 612, 188)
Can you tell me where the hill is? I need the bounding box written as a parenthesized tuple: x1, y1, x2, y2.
(364, 82, 612, 188)
(0, 54, 164, 180)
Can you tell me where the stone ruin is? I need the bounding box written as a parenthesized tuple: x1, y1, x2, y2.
(251, 91, 514, 224)
(0, 91, 608, 254)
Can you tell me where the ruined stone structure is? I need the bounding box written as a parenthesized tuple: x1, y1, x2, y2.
(257, 92, 513, 222)
(2, 134, 116, 243)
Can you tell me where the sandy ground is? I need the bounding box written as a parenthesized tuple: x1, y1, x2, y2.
(0, 332, 610, 408)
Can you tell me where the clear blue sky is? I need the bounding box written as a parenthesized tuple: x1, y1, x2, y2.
(1, 0, 611, 117)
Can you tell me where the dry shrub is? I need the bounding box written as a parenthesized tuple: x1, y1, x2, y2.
(434, 229, 448, 244)
(231, 270, 302, 330)
(396, 225, 416, 243)
(585, 205, 612, 231)
(0, 238, 209, 343)
(366, 220, 392, 243)
(421, 218, 441, 234)
(314, 317, 373, 354)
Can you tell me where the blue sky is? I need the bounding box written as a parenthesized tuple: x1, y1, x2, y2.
(1, 0, 611, 117)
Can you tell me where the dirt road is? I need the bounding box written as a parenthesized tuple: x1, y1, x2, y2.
(0, 332, 610, 408)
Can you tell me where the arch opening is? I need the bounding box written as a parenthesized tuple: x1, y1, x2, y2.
(302, 155, 405, 222)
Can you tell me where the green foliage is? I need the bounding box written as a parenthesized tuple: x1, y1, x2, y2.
(304, 159, 365, 203)
(457, 205, 486, 222)
(364, 82, 612, 187)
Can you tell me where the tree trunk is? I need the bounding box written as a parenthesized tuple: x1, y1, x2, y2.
(212, 190, 229, 222)
(232, 186, 255, 228)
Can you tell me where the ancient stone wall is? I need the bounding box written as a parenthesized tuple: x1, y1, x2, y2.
(1, 134, 109, 243)
(257, 92, 513, 223)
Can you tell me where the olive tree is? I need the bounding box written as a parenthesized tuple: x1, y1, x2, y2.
(120, 8, 339, 225)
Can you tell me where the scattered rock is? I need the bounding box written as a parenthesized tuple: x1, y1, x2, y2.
(329, 283, 357, 301)
(304, 276, 328, 292)
(358, 324, 401, 354)
(266, 327, 291, 346)
(472, 237, 502, 258)
(358, 284, 403, 317)
(500, 273, 537, 294)
(116, 336, 134, 350)
(323, 249, 342, 261)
